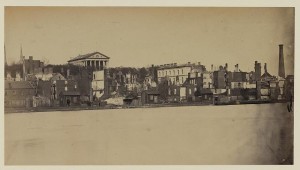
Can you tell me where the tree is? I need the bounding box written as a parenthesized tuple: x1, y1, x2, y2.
(138, 67, 148, 83)
(158, 78, 169, 101)
(41, 57, 50, 66)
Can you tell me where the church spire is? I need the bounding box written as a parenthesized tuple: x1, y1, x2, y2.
(20, 44, 23, 64)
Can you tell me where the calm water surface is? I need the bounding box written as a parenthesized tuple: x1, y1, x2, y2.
(5, 103, 293, 165)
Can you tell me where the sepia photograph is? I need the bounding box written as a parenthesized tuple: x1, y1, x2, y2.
(3, 6, 295, 165)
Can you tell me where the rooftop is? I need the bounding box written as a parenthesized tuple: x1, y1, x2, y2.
(5, 81, 35, 89)
(68, 52, 110, 62)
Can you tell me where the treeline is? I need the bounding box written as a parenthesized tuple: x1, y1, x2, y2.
(5, 63, 159, 84)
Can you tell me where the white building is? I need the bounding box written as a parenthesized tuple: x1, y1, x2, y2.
(202, 71, 214, 89)
(68, 52, 110, 70)
(92, 70, 105, 98)
(157, 62, 206, 86)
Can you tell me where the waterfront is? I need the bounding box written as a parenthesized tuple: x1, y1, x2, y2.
(5, 103, 293, 165)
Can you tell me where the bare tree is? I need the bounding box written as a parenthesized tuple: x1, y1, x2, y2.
(42, 57, 50, 66)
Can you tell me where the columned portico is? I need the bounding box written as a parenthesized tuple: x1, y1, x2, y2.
(68, 52, 110, 71)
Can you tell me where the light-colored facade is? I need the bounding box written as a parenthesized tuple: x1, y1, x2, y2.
(157, 66, 192, 85)
(125, 72, 138, 91)
(202, 72, 213, 89)
(92, 70, 105, 98)
(157, 63, 206, 86)
(68, 52, 110, 70)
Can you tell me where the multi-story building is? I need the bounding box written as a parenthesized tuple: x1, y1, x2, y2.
(213, 69, 231, 89)
(5, 81, 36, 108)
(231, 64, 247, 89)
(202, 71, 214, 89)
(109, 68, 140, 95)
(92, 70, 105, 99)
(157, 62, 206, 85)
(184, 72, 203, 102)
(22, 56, 44, 79)
(68, 52, 110, 70)
(124, 71, 138, 91)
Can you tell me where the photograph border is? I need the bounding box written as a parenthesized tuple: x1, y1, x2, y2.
(0, 0, 299, 170)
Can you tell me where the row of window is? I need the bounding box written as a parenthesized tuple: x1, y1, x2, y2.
(5, 90, 35, 96)
(168, 87, 198, 95)
(158, 69, 184, 77)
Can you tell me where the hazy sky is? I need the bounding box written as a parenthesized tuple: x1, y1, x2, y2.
(5, 7, 294, 75)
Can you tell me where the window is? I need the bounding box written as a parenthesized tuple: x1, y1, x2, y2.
(65, 86, 68, 91)
(174, 89, 177, 94)
(169, 71, 171, 75)
(178, 70, 179, 75)
(165, 71, 167, 75)
(182, 69, 183, 74)
(149, 95, 154, 100)
(94, 74, 95, 80)
(12, 90, 16, 95)
(168, 88, 171, 95)
(181, 77, 184, 83)
(189, 89, 192, 95)
(173, 70, 175, 75)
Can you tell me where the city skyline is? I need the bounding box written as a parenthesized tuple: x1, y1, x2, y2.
(5, 7, 294, 76)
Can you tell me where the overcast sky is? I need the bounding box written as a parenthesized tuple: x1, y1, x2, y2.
(5, 7, 294, 76)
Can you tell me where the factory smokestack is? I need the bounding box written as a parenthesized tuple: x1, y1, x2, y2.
(278, 44, 285, 78)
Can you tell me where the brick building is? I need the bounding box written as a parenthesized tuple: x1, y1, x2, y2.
(5, 81, 36, 108)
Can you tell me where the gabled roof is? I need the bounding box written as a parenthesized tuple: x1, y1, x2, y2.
(5, 81, 35, 89)
(261, 72, 273, 78)
(68, 52, 110, 62)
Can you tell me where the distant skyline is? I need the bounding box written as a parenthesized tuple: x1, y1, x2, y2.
(5, 7, 294, 76)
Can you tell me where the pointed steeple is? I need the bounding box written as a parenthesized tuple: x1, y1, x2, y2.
(20, 44, 27, 80)
(20, 44, 23, 64)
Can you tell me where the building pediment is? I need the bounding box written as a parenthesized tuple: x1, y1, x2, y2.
(89, 52, 110, 59)
(68, 52, 110, 62)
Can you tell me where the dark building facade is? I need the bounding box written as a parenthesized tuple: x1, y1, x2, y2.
(5, 81, 36, 108)
(22, 56, 44, 78)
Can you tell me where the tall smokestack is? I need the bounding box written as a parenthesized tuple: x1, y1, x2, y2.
(264, 63, 267, 73)
(254, 61, 261, 81)
(278, 44, 285, 78)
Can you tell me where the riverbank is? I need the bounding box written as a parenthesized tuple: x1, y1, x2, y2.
(4, 99, 288, 114)
(4, 102, 212, 114)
